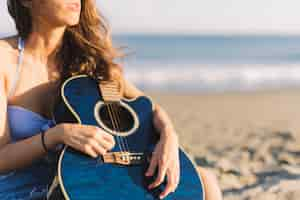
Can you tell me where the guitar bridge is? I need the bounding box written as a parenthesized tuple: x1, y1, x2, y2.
(102, 152, 145, 165)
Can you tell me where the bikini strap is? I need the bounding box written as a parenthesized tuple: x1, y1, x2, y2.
(8, 36, 25, 98)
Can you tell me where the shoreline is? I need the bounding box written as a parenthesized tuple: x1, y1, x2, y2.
(146, 86, 300, 96)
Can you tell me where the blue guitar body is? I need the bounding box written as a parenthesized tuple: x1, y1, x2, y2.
(48, 75, 205, 200)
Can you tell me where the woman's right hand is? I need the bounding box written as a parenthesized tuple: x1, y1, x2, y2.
(48, 123, 115, 158)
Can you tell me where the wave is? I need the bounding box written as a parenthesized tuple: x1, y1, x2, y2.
(123, 62, 300, 92)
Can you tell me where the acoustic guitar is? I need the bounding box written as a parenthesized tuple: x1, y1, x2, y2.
(47, 74, 205, 200)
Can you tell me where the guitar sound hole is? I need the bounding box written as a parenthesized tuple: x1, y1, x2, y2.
(98, 103, 134, 133)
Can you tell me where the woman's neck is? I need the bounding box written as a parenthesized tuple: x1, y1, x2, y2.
(23, 26, 66, 65)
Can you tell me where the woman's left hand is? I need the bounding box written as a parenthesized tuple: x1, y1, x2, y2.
(145, 129, 180, 199)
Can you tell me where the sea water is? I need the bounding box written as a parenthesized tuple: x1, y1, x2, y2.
(113, 34, 300, 93)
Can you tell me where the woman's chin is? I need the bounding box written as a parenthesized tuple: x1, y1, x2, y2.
(68, 21, 80, 26)
(64, 15, 80, 26)
(53, 18, 79, 27)
(64, 19, 80, 27)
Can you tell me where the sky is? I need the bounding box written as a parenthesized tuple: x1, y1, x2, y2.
(1, 0, 300, 36)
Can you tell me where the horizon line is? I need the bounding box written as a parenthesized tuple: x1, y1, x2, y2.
(2, 30, 300, 38)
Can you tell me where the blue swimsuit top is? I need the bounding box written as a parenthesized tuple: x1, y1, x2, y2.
(0, 37, 57, 200)
(8, 105, 55, 142)
(7, 37, 56, 142)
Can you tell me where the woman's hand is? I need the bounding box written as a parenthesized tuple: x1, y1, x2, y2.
(48, 123, 115, 158)
(145, 129, 180, 199)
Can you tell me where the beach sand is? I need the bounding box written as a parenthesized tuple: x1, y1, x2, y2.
(149, 89, 300, 200)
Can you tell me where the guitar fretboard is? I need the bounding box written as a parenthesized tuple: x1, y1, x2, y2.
(99, 80, 122, 102)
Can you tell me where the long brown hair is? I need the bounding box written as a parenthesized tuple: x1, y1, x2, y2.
(7, 0, 124, 83)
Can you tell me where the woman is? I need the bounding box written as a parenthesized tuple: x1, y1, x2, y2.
(0, 0, 222, 199)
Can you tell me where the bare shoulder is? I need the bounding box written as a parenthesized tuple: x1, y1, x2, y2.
(0, 35, 18, 74)
(0, 35, 18, 51)
(0, 35, 19, 97)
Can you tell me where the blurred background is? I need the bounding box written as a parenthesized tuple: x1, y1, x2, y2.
(107, 0, 300, 93)
(1, 0, 300, 199)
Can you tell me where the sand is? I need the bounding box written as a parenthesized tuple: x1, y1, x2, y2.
(149, 89, 300, 200)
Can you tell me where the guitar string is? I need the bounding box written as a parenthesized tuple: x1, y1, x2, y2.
(111, 102, 130, 152)
(98, 80, 128, 152)
(112, 102, 130, 152)
(106, 80, 130, 152)
(107, 102, 128, 152)
(105, 101, 125, 152)
(108, 103, 128, 152)
(107, 103, 126, 152)
(115, 102, 130, 152)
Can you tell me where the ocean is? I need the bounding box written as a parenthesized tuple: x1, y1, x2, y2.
(113, 34, 300, 93)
